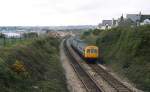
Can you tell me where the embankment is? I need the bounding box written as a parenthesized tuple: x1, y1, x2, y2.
(81, 25, 150, 92)
(0, 37, 68, 92)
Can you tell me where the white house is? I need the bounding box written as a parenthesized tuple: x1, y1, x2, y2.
(3, 32, 22, 38)
(98, 19, 117, 29)
(140, 19, 150, 25)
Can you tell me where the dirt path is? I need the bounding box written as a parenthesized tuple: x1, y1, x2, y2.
(60, 40, 86, 92)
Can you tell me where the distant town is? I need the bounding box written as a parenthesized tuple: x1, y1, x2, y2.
(0, 25, 95, 38)
(0, 12, 150, 38)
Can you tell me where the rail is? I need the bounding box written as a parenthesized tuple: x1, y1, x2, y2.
(63, 39, 103, 92)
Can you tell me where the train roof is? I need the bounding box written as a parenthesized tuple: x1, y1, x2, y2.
(72, 37, 98, 48)
(85, 46, 98, 49)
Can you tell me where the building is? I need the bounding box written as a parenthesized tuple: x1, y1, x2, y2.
(126, 14, 141, 22)
(97, 12, 150, 29)
(140, 19, 150, 25)
(98, 19, 117, 29)
(140, 15, 150, 22)
(100, 20, 112, 29)
(126, 13, 150, 26)
(3, 32, 22, 38)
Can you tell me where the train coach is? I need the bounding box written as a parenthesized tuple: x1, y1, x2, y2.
(70, 38, 99, 63)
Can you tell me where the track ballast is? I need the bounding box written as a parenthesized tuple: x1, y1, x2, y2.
(63, 39, 103, 92)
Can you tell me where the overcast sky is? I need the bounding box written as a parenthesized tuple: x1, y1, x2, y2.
(0, 0, 149, 26)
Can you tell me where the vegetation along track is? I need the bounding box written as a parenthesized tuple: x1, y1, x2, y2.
(89, 64, 133, 92)
(63, 39, 103, 92)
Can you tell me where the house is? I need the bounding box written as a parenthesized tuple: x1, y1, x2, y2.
(126, 14, 141, 22)
(112, 19, 118, 27)
(126, 13, 150, 26)
(140, 15, 150, 22)
(97, 19, 117, 29)
(140, 19, 150, 25)
(3, 32, 22, 38)
(100, 20, 113, 29)
(97, 12, 150, 29)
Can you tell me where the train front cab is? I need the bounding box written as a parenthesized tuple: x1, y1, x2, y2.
(84, 46, 98, 63)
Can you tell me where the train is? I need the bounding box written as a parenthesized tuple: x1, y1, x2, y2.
(70, 38, 99, 63)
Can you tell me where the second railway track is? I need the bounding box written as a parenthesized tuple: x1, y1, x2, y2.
(89, 64, 132, 92)
(64, 38, 133, 92)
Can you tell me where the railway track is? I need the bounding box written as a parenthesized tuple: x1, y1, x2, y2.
(89, 64, 132, 92)
(63, 39, 103, 92)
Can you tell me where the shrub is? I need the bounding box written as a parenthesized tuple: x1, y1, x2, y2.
(82, 25, 150, 92)
(11, 60, 26, 74)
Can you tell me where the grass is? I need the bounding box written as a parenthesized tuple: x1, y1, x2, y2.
(81, 25, 150, 92)
(0, 37, 68, 92)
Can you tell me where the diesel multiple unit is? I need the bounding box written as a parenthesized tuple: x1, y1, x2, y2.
(70, 38, 99, 63)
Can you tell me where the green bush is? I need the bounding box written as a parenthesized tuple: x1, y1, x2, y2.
(82, 25, 150, 92)
(0, 37, 68, 92)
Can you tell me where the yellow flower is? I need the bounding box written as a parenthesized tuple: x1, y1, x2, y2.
(11, 60, 26, 74)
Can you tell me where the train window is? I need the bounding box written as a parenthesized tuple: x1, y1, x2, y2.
(91, 49, 97, 53)
(87, 49, 90, 53)
(95, 49, 97, 53)
(91, 49, 94, 53)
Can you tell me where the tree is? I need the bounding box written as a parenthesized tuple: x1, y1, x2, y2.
(92, 29, 99, 35)
(0, 33, 6, 46)
(118, 14, 125, 26)
(0, 33, 5, 38)
(83, 31, 91, 36)
(23, 32, 38, 39)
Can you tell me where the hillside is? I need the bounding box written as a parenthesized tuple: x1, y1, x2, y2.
(81, 25, 150, 92)
(0, 37, 68, 92)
